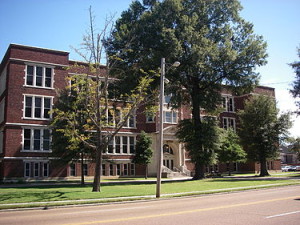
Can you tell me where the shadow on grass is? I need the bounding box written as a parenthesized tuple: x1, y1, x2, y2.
(0, 190, 73, 203)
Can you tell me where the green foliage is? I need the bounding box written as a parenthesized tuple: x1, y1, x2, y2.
(289, 47, 300, 115)
(218, 128, 246, 164)
(238, 95, 292, 176)
(107, 0, 268, 179)
(289, 137, 300, 160)
(176, 117, 221, 165)
(133, 131, 153, 165)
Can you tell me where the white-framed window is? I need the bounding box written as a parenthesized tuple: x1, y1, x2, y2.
(22, 128, 51, 152)
(123, 164, 128, 176)
(24, 162, 31, 177)
(130, 163, 135, 176)
(146, 112, 155, 123)
(34, 162, 40, 177)
(43, 163, 49, 177)
(222, 96, 235, 112)
(109, 164, 114, 176)
(102, 164, 106, 176)
(106, 135, 136, 154)
(117, 164, 121, 175)
(24, 95, 53, 119)
(223, 117, 236, 131)
(105, 108, 136, 128)
(0, 98, 5, 124)
(0, 130, 3, 153)
(0, 66, 7, 96)
(164, 110, 178, 124)
(25, 64, 54, 88)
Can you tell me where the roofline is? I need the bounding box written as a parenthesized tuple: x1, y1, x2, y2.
(8, 43, 69, 55)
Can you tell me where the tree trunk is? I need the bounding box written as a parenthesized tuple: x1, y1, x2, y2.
(145, 164, 148, 179)
(259, 158, 270, 177)
(92, 147, 102, 192)
(191, 83, 205, 180)
(193, 162, 205, 180)
(228, 162, 232, 176)
(80, 152, 85, 185)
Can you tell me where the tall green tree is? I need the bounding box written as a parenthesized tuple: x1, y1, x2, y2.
(289, 137, 300, 161)
(132, 131, 153, 179)
(289, 47, 300, 115)
(176, 116, 221, 179)
(238, 95, 291, 177)
(218, 128, 246, 176)
(106, 0, 267, 179)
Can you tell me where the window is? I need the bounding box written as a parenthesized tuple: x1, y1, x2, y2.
(146, 112, 155, 123)
(43, 163, 49, 177)
(83, 164, 88, 176)
(123, 164, 128, 176)
(130, 164, 135, 176)
(109, 164, 114, 176)
(24, 162, 31, 177)
(105, 109, 136, 128)
(24, 95, 53, 119)
(106, 136, 136, 154)
(0, 98, 5, 123)
(70, 164, 76, 176)
(164, 111, 177, 124)
(117, 164, 121, 176)
(102, 164, 106, 176)
(222, 96, 235, 112)
(23, 128, 51, 152)
(34, 162, 39, 177)
(0, 131, 3, 153)
(223, 117, 236, 131)
(26, 65, 53, 88)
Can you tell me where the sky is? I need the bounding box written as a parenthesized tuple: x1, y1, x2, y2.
(0, 0, 299, 137)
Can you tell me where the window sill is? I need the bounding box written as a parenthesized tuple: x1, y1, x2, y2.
(23, 85, 54, 90)
(21, 150, 52, 153)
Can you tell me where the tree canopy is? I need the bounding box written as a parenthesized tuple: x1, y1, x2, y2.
(107, 0, 268, 179)
(290, 47, 300, 115)
(133, 131, 153, 178)
(238, 95, 291, 176)
(218, 128, 246, 175)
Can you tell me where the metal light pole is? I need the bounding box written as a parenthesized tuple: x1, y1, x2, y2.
(156, 58, 180, 198)
(156, 58, 165, 198)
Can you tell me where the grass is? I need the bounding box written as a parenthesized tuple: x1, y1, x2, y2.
(1, 175, 300, 210)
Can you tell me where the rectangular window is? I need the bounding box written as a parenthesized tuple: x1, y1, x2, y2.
(117, 164, 121, 176)
(26, 65, 53, 88)
(130, 164, 135, 176)
(24, 95, 52, 119)
(23, 128, 51, 152)
(122, 136, 128, 154)
(43, 163, 49, 177)
(223, 117, 236, 131)
(83, 164, 88, 176)
(109, 164, 114, 176)
(123, 164, 128, 176)
(222, 96, 235, 112)
(164, 111, 177, 124)
(115, 136, 121, 153)
(102, 164, 106, 176)
(24, 162, 31, 177)
(129, 137, 135, 154)
(146, 112, 155, 123)
(34, 162, 39, 177)
(0, 98, 5, 123)
(70, 164, 76, 176)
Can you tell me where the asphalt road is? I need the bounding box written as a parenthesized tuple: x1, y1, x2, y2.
(1, 185, 299, 225)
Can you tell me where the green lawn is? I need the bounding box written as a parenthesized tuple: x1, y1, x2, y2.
(1, 177, 299, 209)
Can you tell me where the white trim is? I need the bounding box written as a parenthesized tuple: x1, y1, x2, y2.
(4, 156, 49, 160)
(5, 122, 48, 127)
(23, 94, 53, 119)
(10, 57, 68, 67)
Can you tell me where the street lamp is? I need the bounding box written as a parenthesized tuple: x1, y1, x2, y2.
(156, 58, 180, 198)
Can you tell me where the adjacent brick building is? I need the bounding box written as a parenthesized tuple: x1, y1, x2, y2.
(0, 44, 280, 181)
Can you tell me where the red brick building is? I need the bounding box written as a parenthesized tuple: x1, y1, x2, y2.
(0, 44, 280, 181)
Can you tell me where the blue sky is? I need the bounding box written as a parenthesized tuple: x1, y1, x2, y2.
(0, 0, 299, 137)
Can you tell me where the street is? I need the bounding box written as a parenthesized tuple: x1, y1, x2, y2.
(1, 185, 299, 225)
